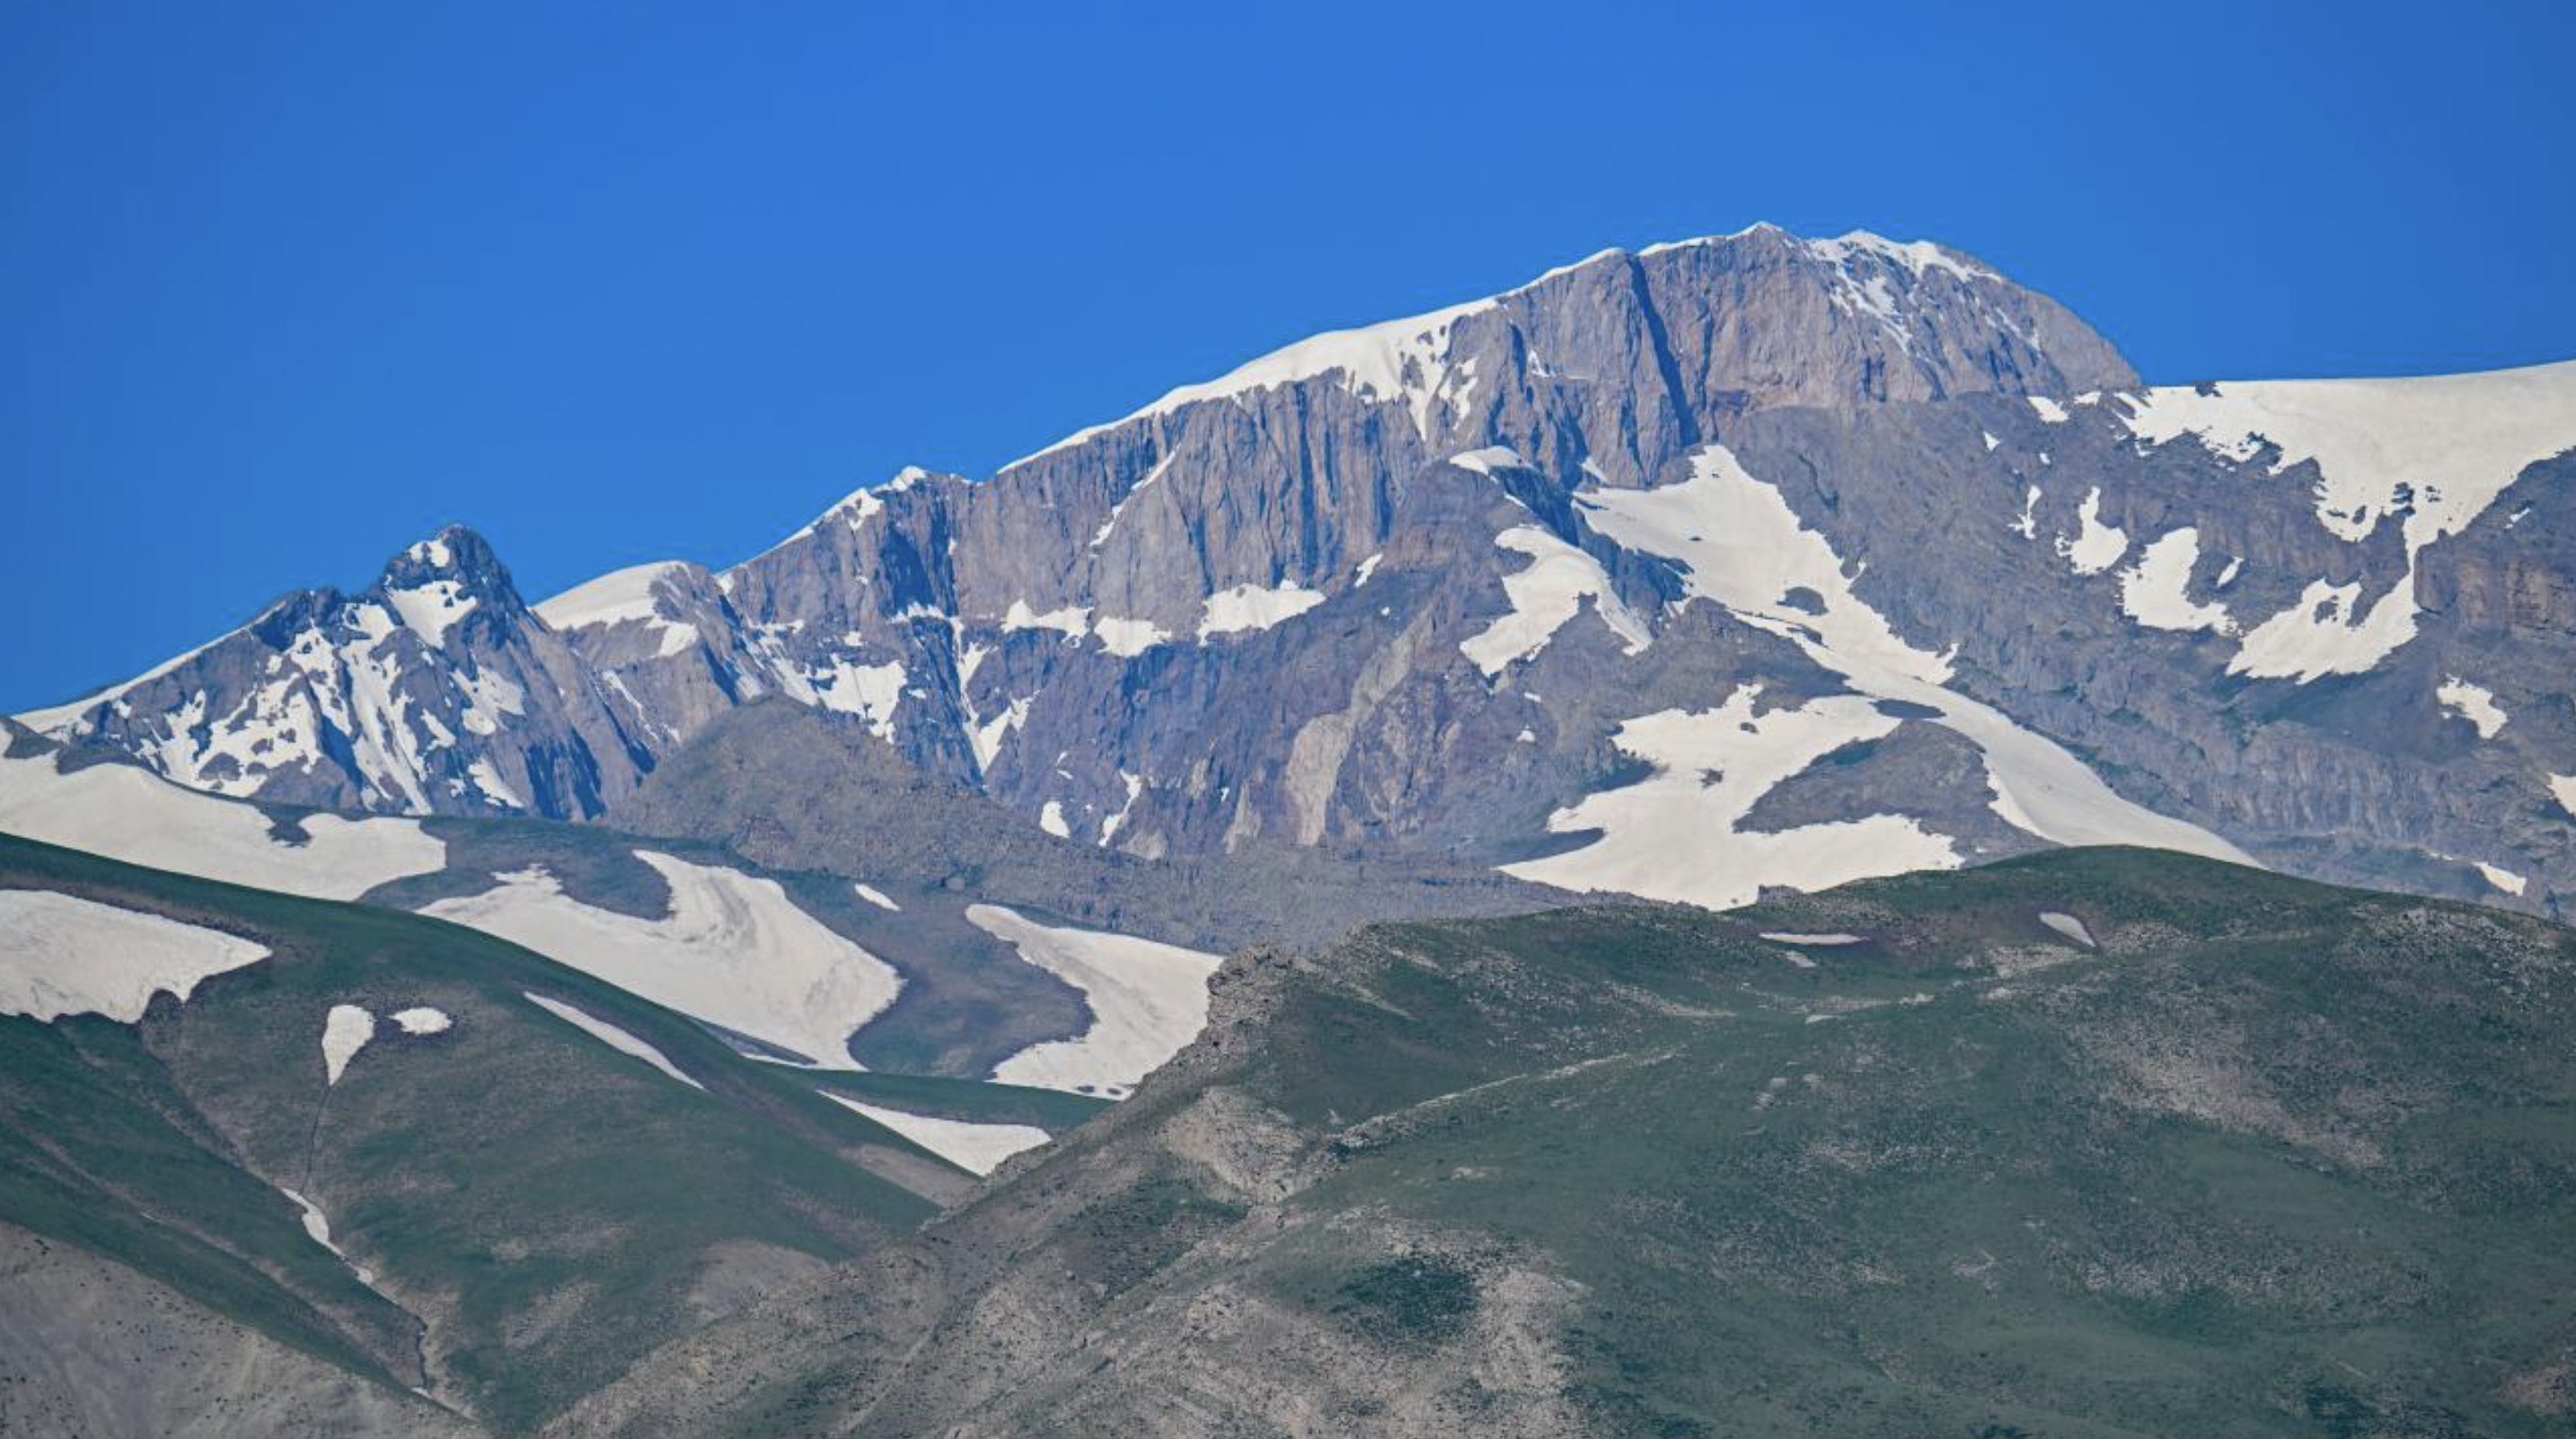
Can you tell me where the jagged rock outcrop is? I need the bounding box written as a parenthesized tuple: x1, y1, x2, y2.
(22, 528, 655, 817)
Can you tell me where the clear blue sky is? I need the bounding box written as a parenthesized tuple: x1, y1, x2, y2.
(5, 1, 2570, 711)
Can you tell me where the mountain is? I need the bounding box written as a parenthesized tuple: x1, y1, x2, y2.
(15, 530, 655, 818)
(0, 832, 956, 1435)
(550, 847, 2576, 1438)
(21, 225, 2575, 923)
(6, 221, 2572, 1435)
(0, 725, 1240, 1090)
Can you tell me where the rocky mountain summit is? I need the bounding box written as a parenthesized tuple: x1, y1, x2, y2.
(22, 225, 2576, 917)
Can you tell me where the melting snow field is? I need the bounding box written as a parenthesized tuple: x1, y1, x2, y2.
(322, 1004, 375, 1085)
(2550, 775, 2576, 821)
(2437, 678, 2509, 739)
(2039, 912, 2096, 949)
(822, 1093, 1050, 1177)
(1459, 526, 1652, 675)
(2057, 490, 2130, 576)
(2119, 527, 2235, 634)
(0, 753, 446, 900)
(0, 890, 270, 1023)
(523, 993, 704, 1090)
(319, 1002, 449, 1084)
(1574, 446, 2250, 871)
(2119, 361, 2576, 681)
(278, 1187, 380, 1287)
(1198, 582, 1328, 640)
(424, 852, 900, 1070)
(2476, 862, 2529, 896)
(968, 905, 1222, 1096)
(1502, 687, 1961, 910)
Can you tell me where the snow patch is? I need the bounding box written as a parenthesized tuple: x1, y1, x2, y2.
(2119, 527, 2236, 634)
(424, 854, 900, 1070)
(534, 562, 698, 655)
(1459, 526, 1652, 675)
(1198, 582, 1327, 640)
(0, 756, 445, 901)
(972, 697, 1032, 774)
(1002, 600, 1090, 638)
(392, 1006, 450, 1035)
(1760, 932, 1866, 946)
(1090, 453, 1178, 549)
(2436, 677, 2508, 738)
(383, 580, 478, 649)
(13, 633, 234, 736)
(853, 883, 901, 913)
(811, 656, 905, 740)
(2123, 361, 2576, 680)
(2475, 861, 2528, 896)
(1574, 446, 2249, 868)
(277, 1187, 378, 1287)
(822, 1093, 1050, 1177)
(2228, 579, 2408, 683)
(1501, 685, 1961, 911)
(523, 993, 704, 1090)
(1449, 446, 1523, 476)
(1099, 772, 1144, 846)
(2058, 489, 2129, 576)
(970, 905, 1222, 1096)
(0, 890, 270, 1023)
(467, 758, 525, 811)
(1092, 617, 1171, 658)
(1015, 295, 1495, 464)
(322, 1004, 375, 1085)
(1039, 800, 1071, 839)
(2039, 912, 2095, 949)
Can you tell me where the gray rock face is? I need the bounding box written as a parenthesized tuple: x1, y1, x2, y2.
(25, 225, 2576, 918)
(24, 527, 655, 819)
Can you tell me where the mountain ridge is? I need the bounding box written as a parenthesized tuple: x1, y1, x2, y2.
(19, 225, 2576, 924)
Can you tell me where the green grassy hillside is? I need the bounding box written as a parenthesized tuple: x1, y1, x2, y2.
(568, 848, 2576, 1438)
(0, 833, 957, 1434)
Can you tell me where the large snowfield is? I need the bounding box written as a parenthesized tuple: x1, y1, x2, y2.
(425, 852, 901, 1070)
(0, 751, 446, 899)
(1573, 445, 2251, 868)
(968, 905, 1222, 1096)
(0, 889, 270, 1023)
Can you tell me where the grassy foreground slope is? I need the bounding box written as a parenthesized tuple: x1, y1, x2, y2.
(0, 833, 956, 1435)
(560, 848, 2576, 1439)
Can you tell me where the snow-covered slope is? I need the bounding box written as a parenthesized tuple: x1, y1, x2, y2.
(0, 750, 444, 899)
(967, 905, 1222, 1097)
(0, 889, 270, 1022)
(821, 1093, 1050, 1176)
(421, 853, 902, 1070)
(2113, 360, 2576, 681)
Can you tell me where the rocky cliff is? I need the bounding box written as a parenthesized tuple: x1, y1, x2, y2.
(24, 226, 2576, 918)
